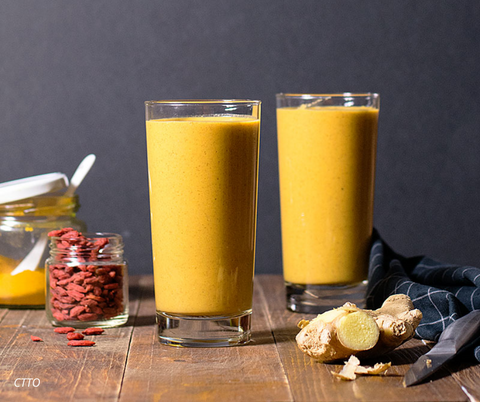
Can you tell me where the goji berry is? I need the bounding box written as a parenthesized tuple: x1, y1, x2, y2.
(48, 229, 125, 324)
(66, 332, 84, 340)
(69, 305, 86, 318)
(78, 313, 98, 321)
(82, 328, 104, 335)
(67, 340, 95, 347)
(54, 327, 76, 334)
(30, 335, 43, 342)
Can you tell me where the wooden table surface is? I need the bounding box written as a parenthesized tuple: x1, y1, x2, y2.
(0, 274, 479, 402)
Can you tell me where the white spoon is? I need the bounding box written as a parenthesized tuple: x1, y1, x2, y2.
(64, 154, 96, 197)
(10, 233, 48, 276)
(11, 154, 96, 276)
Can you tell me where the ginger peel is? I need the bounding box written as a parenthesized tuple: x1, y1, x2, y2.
(332, 355, 391, 381)
(296, 294, 422, 362)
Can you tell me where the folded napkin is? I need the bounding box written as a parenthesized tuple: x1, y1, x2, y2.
(366, 229, 480, 362)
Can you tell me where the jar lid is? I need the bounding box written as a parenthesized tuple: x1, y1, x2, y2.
(0, 172, 69, 204)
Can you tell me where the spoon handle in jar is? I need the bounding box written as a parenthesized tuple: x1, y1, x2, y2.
(64, 154, 96, 197)
(10, 233, 48, 276)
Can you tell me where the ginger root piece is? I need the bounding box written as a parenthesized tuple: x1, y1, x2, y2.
(355, 361, 391, 375)
(336, 311, 380, 352)
(332, 355, 392, 381)
(332, 355, 361, 381)
(296, 294, 422, 362)
(295, 303, 380, 362)
(358, 294, 423, 358)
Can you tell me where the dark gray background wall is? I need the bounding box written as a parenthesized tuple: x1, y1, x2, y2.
(1, 1, 480, 275)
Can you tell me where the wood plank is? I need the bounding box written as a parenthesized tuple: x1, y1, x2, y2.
(120, 275, 293, 402)
(257, 275, 468, 402)
(0, 277, 143, 402)
(449, 354, 480, 401)
(0, 275, 478, 402)
(0, 308, 8, 321)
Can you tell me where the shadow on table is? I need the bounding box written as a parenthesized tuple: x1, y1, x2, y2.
(250, 327, 299, 347)
(363, 341, 480, 384)
(249, 330, 278, 346)
(128, 283, 154, 303)
(131, 314, 156, 327)
(355, 343, 430, 367)
(123, 313, 155, 328)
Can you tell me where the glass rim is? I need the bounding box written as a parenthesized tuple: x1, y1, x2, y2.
(48, 232, 122, 241)
(145, 99, 261, 106)
(276, 93, 378, 99)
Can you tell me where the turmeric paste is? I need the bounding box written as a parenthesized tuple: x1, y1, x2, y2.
(0, 255, 45, 307)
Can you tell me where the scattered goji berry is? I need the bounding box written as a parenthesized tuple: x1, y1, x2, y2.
(30, 335, 43, 342)
(67, 340, 95, 347)
(54, 327, 76, 334)
(66, 332, 84, 340)
(82, 328, 104, 335)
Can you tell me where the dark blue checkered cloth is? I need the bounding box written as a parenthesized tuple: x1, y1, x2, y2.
(366, 229, 480, 362)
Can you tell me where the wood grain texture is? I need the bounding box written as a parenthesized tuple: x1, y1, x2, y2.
(0, 275, 478, 401)
(255, 275, 468, 402)
(449, 354, 480, 401)
(119, 276, 292, 402)
(0, 278, 142, 402)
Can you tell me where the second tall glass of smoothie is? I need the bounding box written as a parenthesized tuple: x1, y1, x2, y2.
(276, 93, 379, 313)
(145, 100, 261, 347)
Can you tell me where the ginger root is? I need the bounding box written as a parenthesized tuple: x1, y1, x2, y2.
(296, 294, 422, 362)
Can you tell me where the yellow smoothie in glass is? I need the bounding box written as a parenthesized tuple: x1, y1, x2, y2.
(146, 116, 260, 316)
(277, 106, 378, 285)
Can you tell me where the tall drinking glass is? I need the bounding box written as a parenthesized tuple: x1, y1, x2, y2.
(276, 93, 379, 313)
(145, 100, 261, 346)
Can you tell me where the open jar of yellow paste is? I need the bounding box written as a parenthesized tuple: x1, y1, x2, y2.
(0, 174, 86, 308)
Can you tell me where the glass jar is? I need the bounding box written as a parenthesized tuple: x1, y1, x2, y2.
(45, 231, 129, 328)
(0, 193, 85, 308)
